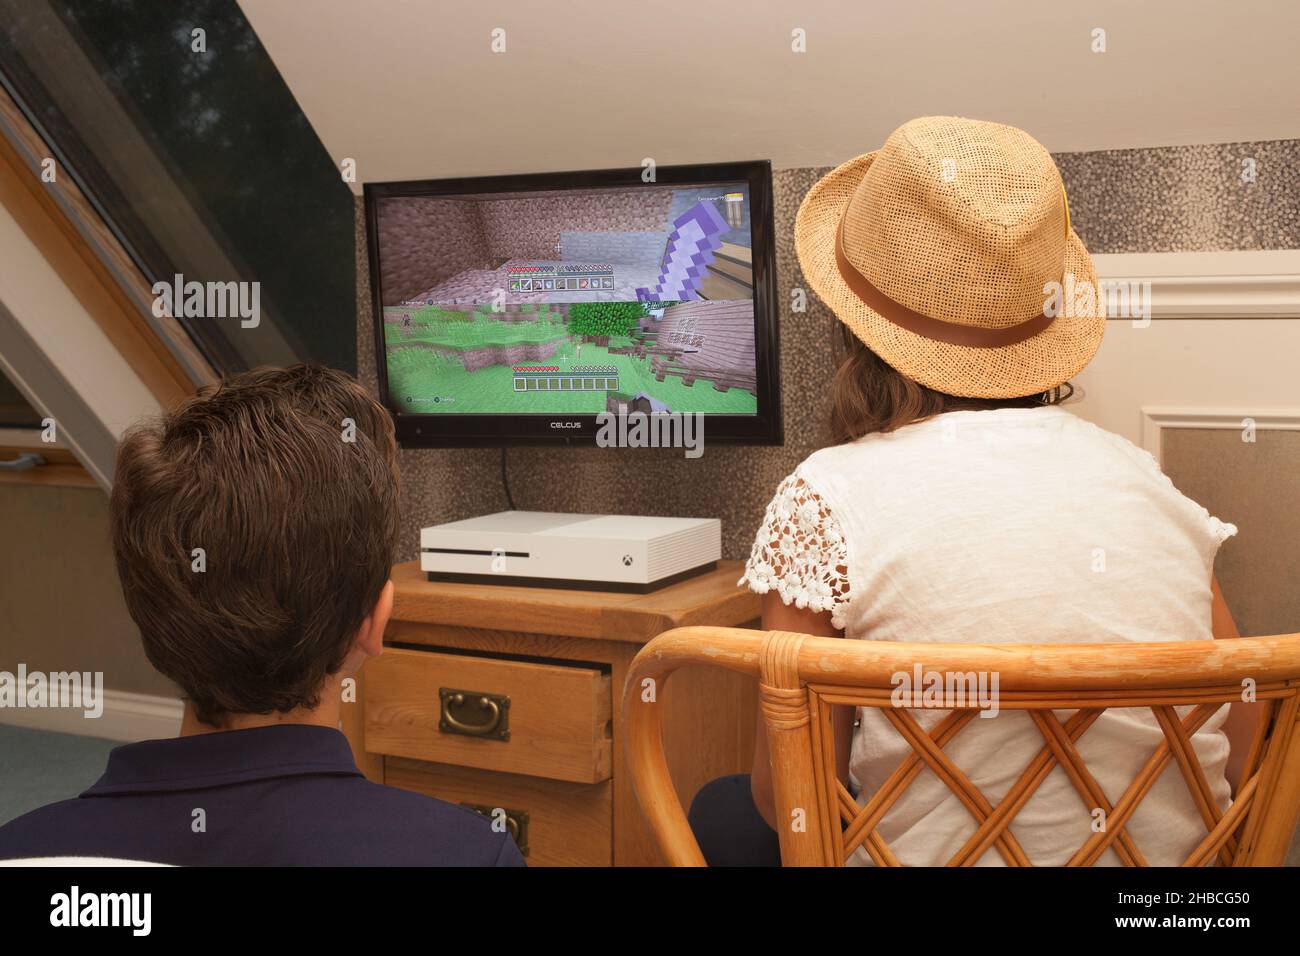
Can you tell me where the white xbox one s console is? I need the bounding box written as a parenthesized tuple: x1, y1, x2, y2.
(420, 511, 722, 592)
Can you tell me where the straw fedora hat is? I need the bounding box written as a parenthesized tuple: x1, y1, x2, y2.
(795, 116, 1104, 398)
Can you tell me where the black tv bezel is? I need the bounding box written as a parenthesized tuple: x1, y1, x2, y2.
(363, 161, 783, 447)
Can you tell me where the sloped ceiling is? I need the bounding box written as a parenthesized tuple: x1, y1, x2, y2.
(240, 0, 1300, 190)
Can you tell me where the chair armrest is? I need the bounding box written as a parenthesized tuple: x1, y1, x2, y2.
(622, 627, 765, 866)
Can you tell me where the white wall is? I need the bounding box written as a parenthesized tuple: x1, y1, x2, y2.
(1075, 319, 1300, 445)
(1073, 251, 1300, 446)
(239, 0, 1300, 191)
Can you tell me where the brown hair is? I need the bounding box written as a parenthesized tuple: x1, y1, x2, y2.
(829, 326, 1072, 442)
(110, 364, 400, 726)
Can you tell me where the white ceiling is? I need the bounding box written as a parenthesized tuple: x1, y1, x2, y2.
(239, 0, 1300, 192)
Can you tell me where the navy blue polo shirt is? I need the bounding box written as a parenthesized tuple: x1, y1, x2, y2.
(0, 724, 525, 866)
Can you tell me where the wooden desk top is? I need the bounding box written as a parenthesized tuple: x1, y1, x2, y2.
(390, 559, 759, 644)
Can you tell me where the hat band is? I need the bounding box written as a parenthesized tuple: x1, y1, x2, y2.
(834, 221, 1057, 349)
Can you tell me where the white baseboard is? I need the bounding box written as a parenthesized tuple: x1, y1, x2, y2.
(0, 688, 183, 742)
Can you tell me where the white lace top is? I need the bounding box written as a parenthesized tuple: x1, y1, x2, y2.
(739, 405, 1238, 866)
(738, 474, 852, 630)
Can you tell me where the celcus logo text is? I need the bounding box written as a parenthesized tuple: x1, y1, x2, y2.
(550, 421, 582, 429)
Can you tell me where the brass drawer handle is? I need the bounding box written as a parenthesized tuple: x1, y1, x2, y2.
(439, 687, 511, 740)
(460, 803, 530, 857)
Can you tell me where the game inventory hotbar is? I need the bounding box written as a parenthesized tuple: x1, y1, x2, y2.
(508, 264, 614, 293)
(512, 364, 619, 392)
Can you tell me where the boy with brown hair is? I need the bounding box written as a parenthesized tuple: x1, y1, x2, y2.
(0, 365, 523, 866)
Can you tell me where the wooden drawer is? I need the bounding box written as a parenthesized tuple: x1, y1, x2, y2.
(385, 758, 611, 867)
(365, 646, 612, 783)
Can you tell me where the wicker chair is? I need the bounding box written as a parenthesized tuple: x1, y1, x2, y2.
(623, 626, 1300, 866)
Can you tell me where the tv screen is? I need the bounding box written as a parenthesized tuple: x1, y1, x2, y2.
(364, 162, 781, 446)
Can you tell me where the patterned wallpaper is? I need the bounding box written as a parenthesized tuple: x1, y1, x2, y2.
(1056, 138, 1300, 253)
(356, 139, 1300, 563)
(1161, 428, 1300, 639)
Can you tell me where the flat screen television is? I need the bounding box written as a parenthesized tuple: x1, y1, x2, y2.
(363, 161, 781, 446)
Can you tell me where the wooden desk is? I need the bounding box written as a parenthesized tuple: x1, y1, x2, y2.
(341, 559, 760, 865)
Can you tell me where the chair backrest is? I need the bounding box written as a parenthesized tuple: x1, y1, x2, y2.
(623, 627, 1300, 866)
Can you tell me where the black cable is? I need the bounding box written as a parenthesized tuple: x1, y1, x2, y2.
(500, 446, 517, 511)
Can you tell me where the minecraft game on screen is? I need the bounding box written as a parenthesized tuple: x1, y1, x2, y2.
(373, 183, 759, 416)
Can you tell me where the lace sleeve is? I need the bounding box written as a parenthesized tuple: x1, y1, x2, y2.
(738, 472, 851, 630)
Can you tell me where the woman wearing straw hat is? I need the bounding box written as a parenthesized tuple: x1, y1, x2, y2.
(687, 116, 1251, 867)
